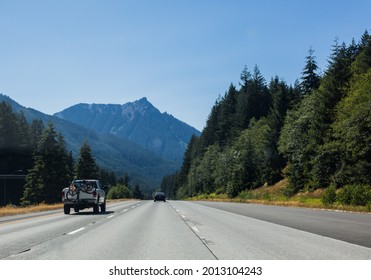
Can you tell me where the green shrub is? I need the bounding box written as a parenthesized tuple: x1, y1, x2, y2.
(337, 185, 371, 206)
(337, 185, 352, 205)
(283, 184, 298, 197)
(215, 187, 225, 195)
(351, 185, 371, 206)
(322, 185, 337, 205)
(238, 190, 254, 200)
(107, 184, 131, 199)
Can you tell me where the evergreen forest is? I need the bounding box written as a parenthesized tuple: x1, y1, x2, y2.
(161, 31, 371, 207)
(0, 108, 142, 205)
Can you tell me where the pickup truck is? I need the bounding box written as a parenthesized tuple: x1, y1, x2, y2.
(62, 179, 106, 214)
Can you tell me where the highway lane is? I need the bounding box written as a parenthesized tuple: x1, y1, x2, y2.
(1, 200, 370, 259)
(171, 201, 371, 259)
(0, 201, 143, 259)
(193, 201, 371, 248)
(1, 200, 214, 260)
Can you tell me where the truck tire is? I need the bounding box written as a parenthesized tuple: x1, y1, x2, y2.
(100, 202, 106, 213)
(93, 204, 99, 214)
(64, 205, 70, 215)
(74, 206, 80, 213)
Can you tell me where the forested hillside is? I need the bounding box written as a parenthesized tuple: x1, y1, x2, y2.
(0, 94, 181, 200)
(161, 31, 371, 207)
(0, 107, 149, 205)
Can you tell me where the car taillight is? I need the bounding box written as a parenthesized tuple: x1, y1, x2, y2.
(93, 190, 96, 198)
(62, 191, 65, 199)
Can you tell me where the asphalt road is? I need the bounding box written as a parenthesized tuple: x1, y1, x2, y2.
(0, 200, 370, 260)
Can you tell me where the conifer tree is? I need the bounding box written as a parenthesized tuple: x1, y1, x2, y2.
(217, 84, 238, 147)
(0, 102, 19, 150)
(236, 65, 270, 129)
(300, 48, 321, 95)
(132, 184, 143, 199)
(75, 141, 99, 179)
(22, 123, 72, 204)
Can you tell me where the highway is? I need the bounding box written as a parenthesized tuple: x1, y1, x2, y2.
(0, 200, 370, 260)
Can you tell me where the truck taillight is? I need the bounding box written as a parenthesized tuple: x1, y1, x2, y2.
(93, 190, 97, 198)
(62, 191, 65, 199)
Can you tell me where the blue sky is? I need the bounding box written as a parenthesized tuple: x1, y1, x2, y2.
(0, 0, 370, 130)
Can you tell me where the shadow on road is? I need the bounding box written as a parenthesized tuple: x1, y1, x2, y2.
(70, 211, 115, 216)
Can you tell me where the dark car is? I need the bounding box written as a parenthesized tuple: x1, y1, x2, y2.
(154, 192, 166, 202)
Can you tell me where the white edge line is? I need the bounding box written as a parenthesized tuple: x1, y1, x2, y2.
(107, 215, 115, 219)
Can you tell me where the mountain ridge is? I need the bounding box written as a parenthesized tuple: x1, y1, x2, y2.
(54, 97, 200, 162)
(0, 94, 195, 190)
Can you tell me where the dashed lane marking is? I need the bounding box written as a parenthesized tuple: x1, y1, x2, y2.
(192, 226, 200, 233)
(68, 227, 85, 235)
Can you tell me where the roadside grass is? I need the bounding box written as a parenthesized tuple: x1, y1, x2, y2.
(0, 199, 136, 217)
(2, 183, 369, 216)
(189, 179, 371, 213)
(0, 203, 63, 217)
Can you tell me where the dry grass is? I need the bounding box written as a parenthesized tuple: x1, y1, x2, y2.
(0, 199, 136, 217)
(189, 179, 371, 214)
(0, 203, 63, 217)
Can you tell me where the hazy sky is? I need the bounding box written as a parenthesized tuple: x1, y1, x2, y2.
(1, 0, 370, 130)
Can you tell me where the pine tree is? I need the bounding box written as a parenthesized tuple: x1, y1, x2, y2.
(178, 134, 197, 185)
(30, 119, 44, 150)
(132, 184, 143, 199)
(1, 103, 29, 173)
(217, 84, 239, 147)
(265, 77, 293, 184)
(0, 102, 19, 150)
(300, 48, 321, 95)
(236, 65, 270, 129)
(22, 123, 72, 204)
(75, 141, 99, 179)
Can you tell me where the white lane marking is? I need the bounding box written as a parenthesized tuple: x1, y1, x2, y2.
(68, 227, 85, 235)
(107, 215, 115, 219)
(192, 226, 200, 233)
(131, 206, 135, 208)
(123, 209, 128, 212)
(181, 215, 186, 219)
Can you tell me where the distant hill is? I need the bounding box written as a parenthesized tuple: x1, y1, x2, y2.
(0, 94, 185, 190)
(54, 97, 200, 162)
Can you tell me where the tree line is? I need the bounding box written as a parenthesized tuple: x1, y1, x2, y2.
(0, 106, 143, 205)
(161, 30, 371, 206)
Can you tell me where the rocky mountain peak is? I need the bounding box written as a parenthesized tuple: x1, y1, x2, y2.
(54, 97, 200, 162)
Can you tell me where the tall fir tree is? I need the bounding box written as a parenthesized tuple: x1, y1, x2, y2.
(22, 123, 72, 204)
(217, 84, 239, 147)
(75, 141, 99, 179)
(300, 48, 321, 95)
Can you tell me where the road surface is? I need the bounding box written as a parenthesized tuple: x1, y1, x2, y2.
(0, 200, 370, 259)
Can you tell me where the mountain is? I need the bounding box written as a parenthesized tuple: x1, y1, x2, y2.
(54, 97, 200, 162)
(0, 94, 180, 190)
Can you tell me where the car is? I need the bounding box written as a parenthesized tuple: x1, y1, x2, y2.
(154, 192, 166, 202)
